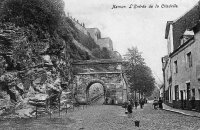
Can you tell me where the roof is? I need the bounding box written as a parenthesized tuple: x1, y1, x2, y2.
(165, 2, 200, 51)
(169, 37, 194, 58)
(173, 3, 199, 50)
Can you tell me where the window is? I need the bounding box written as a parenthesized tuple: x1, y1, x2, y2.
(187, 52, 192, 67)
(175, 85, 179, 101)
(186, 83, 191, 100)
(174, 60, 178, 73)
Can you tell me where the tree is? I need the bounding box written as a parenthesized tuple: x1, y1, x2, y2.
(101, 47, 111, 59)
(91, 48, 102, 59)
(123, 47, 155, 98)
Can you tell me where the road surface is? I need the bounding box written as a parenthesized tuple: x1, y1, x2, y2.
(0, 102, 200, 130)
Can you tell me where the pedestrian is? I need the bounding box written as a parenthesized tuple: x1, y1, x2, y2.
(130, 99, 134, 107)
(139, 98, 143, 109)
(153, 97, 158, 109)
(142, 98, 145, 108)
(158, 97, 163, 109)
(127, 101, 133, 118)
(105, 97, 108, 104)
(134, 100, 138, 109)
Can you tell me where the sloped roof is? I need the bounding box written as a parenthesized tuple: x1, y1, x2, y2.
(173, 3, 199, 50)
(165, 2, 200, 51)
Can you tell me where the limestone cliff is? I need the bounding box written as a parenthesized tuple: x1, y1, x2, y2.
(0, 0, 92, 118)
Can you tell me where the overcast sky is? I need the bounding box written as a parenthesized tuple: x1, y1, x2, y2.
(64, 0, 199, 85)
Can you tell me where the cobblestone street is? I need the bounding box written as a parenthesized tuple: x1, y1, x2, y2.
(1, 102, 200, 130)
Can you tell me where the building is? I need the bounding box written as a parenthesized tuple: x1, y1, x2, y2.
(162, 2, 200, 111)
(97, 38, 113, 51)
(86, 28, 101, 43)
(87, 28, 113, 51)
(67, 14, 114, 52)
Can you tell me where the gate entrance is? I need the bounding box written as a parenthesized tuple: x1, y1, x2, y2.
(72, 59, 129, 105)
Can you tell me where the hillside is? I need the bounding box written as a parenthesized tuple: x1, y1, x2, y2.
(0, 0, 102, 118)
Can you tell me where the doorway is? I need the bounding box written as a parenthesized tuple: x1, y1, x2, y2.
(180, 90, 184, 109)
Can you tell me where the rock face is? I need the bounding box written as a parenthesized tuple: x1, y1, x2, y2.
(0, 22, 73, 118)
(0, 0, 112, 118)
(0, 0, 91, 118)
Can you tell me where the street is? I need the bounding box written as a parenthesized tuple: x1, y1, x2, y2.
(0, 98, 200, 130)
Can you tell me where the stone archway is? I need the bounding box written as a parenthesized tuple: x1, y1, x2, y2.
(72, 59, 129, 105)
(85, 79, 107, 103)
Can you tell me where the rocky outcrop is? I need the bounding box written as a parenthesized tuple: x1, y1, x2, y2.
(0, 22, 73, 118)
(0, 0, 90, 118)
(0, 0, 113, 119)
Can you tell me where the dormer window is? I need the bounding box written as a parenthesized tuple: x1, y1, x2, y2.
(180, 30, 194, 45)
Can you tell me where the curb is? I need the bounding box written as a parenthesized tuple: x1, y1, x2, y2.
(162, 108, 200, 118)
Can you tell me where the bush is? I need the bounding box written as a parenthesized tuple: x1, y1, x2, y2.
(0, 0, 65, 34)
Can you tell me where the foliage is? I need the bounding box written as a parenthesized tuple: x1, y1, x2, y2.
(77, 30, 99, 51)
(101, 47, 111, 59)
(0, 0, 65, 34)
(91, 48, 102, 58)
(92, 47, 111, 59)
(148, 87, 160, 100)
(123, 47, 155, 97)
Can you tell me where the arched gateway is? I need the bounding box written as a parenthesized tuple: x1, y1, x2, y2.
(72, 59, 129, 105)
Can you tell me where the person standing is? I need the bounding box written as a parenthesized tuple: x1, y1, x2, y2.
(153, 97, 158, 109)
(130, 99, 134, 108)
(139, 98, 143, 109)
(142, 97, 145, 109)
(127, 101, 133, 118)
(158, 97, 163, 109)
(134, 100, 138, 109)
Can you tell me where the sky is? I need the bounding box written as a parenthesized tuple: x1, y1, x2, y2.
(64, 0, 199, 85)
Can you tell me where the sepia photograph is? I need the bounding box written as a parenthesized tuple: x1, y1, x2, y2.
(0, 0, 200, 129)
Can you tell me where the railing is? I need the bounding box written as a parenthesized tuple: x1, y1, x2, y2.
(72, 59, 124, 65)
(28, 92, 105, 119)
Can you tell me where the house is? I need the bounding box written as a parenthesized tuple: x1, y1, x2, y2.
(162, 2, 200, 111)
(87, 28, 113, 51)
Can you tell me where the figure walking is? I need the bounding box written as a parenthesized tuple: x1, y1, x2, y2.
(127, 101, 133, 118)
(139, 98, 145, 109)
(134, 100, 138, 109)
(158, 97, 163, 109)
(153, 97, 158, 109)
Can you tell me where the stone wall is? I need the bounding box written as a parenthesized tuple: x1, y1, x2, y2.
(74, 73, 124, 104)
(97, 38, 113, 51)
(86, 28, 101, 43)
